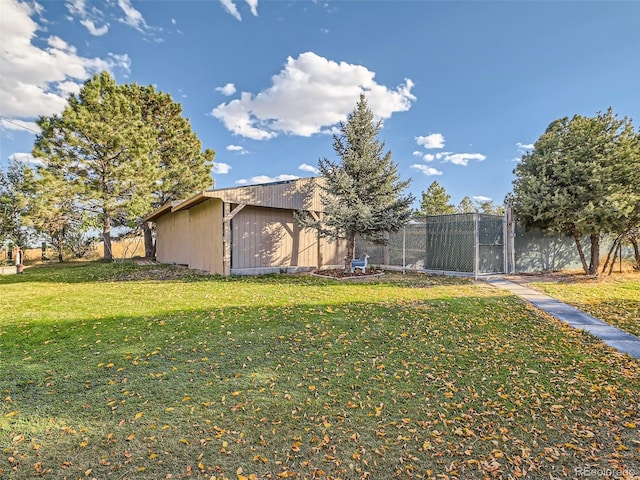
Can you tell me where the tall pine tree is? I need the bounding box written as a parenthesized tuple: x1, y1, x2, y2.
(300, 94, 414, 270)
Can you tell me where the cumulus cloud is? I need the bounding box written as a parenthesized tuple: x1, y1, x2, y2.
(416, 133, 445, 149)
(473, 195, 492, 202)
(298, 163, 319, 174)
(1, 0, 129, 120)
(236, 174, 299, 185)
(221, 0, 258, 21)
(411, 164, 443, 176)
(212, 162, 231, 174)
(441, 153, 486, 166)
(211, 51, 415, 140)
(216, 83, 237, 96)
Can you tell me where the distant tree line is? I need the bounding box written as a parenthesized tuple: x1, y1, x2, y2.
(417, 181, 505, 216)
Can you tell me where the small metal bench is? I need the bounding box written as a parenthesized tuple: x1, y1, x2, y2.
(350, 254, 369, 273)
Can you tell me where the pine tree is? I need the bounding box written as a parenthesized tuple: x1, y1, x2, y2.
(300, 94, 414, 270)
(420, 181, 455, 215)
(456, 196, 476, 214)
(124, 84, 214, 257)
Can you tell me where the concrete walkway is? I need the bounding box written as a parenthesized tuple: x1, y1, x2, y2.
(486, 278, 640, 360)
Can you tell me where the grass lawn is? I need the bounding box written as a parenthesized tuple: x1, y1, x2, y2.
(1, 263, 639, 480)
(528, 273, 640, 339)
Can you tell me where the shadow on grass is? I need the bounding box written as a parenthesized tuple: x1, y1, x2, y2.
(2, 295, 639, 479)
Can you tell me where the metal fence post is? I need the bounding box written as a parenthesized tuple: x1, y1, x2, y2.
(474, 212, 479, 280)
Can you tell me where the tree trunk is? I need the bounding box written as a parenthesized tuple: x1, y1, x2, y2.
(588, 233, 600, 276)
(630, 236, 640, 270)
(344, 231, 356, 271)
(143, 221, 155, 258)
(103, 215, 113, 262)
(57, 244, 63, 263)
(573, 232, 589, 275)
(601, 234, 622, 274)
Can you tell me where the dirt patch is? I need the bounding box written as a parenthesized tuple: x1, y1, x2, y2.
(112, 264, 208, 282)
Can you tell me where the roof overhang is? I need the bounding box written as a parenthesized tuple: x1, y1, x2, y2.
(172, 191, 217, 212)
(143, 202, 175, 222)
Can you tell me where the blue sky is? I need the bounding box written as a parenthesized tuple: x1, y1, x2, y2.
(1, 0, 639, 208)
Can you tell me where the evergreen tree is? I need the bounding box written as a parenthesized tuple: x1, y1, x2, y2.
(299, 94, 414, 270)
(511, 108, 639, 275)
(456, 196, 475, 214)
(27, 163, 87, 262)
(124, 84, 214, 257)
(33, 72, 214, 261)
(419, 181, 455, 215)
(0, 160, 34, 250)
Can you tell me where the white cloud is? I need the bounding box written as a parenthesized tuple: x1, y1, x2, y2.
(81, 19, 109, 36)
(416, 133, 445, 149)
(226, 144, 248, 154)
(9, 152, 44, 166)
(117, 0, 144, 30)
(220, 0, 242, 20)
(220, 0, 258, 21)
(212, 162, 231, 174)
(516, 142, 534, 151)
(212, 51, 415, 140)
(245, 0, 258, 16)
(473, 195, 492, 202)
(442, 153, 486, 166)
(216, 83, 237, 96)
(0, 0, 128, 120)
(0, 119, 41, 134)
(422, 153, 435, 162)
(298, 163, 319, 174)
(236, 174, 299, 185)
(411, 164, 443, 176)
(66, 0, 110, 36)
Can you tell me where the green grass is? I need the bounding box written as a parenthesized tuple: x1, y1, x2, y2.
(530, 273, 640, 338)
(1, 263, 639, 479)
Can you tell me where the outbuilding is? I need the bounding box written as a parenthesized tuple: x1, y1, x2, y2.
(144, 177, 346, 275)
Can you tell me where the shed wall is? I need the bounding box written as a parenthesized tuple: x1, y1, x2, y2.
(232, 206, 316, 269)
(187, 199, 223, 274)
(231, 206, 346, 270)
(155, 210, 190, 265)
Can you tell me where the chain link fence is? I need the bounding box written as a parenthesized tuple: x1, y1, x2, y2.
(355, 210, 633, 276)
(356, 213, 505, 277)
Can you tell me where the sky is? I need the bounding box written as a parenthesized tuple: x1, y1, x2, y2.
(1, 0, 639, 209)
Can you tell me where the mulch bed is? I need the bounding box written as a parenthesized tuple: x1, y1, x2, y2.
(312, 268, 385, 280)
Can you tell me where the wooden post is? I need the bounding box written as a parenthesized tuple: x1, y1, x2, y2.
(223, 202, 231, 276)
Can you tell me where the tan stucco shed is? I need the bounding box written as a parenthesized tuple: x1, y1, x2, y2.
(144, 177, 346, 275)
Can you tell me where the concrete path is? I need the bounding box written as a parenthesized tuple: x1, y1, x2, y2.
(486, 278, 640, 360)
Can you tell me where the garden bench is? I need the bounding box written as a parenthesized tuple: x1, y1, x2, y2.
(350, 254, 369, 273)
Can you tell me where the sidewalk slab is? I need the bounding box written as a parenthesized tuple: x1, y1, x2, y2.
(486, 278, 640, 360)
